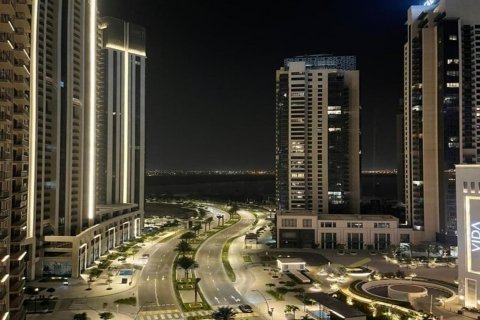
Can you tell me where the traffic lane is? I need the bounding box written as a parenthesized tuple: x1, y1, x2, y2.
(196, 211, 255, 306)
(137, 239, 179, 310)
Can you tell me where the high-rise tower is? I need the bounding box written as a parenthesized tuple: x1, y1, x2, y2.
(0, 0, 34, 318)
(403, 0, 480, 242)
(31, 2, 145, 278)
(275, 55, 360, 215)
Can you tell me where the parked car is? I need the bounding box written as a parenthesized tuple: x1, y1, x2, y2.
(239, 304, 253, 313)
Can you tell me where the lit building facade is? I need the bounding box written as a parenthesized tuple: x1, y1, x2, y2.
(31, 2, 145, 278)
(275, 55, 360, 215)
(456, 165, 480, 309)
(404, 0, 480, 243)
(0, 0, 34, 319)
(276, 211, 412, 249)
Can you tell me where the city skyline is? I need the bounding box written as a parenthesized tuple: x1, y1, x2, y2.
(100, 0, 419, 171)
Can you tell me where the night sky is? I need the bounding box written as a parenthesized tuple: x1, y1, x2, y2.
(100, 0, 420, 171)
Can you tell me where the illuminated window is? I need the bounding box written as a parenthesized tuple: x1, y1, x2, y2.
(281, 219, 297, 227)
(447, 59, 459, 64)
(449, 35, 458, 41)
(446, 82, 459, 88)
(302, 219, 312, 228)
(347, 222, 363, 228)
(446, 70, 459, 77)
(374, 223, 390, 228)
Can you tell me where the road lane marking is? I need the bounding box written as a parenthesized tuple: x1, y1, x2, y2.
(154, 278, 160, 306)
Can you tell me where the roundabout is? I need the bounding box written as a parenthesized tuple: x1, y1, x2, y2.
(357, 279, 456, 305)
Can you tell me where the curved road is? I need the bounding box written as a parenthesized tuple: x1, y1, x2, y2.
(137, 234, 181, 312)
(195, 210, 256, 307)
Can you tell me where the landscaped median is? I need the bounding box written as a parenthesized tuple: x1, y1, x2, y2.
(172, 206, 241, 313)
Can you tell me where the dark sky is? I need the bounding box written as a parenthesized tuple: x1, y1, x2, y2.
(100, 0, 420, 171)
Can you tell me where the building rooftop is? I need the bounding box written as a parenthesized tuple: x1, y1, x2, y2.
(276, 210, 317, 216)
(318, 214, 398, 221)
(277, 257, 305, 264)
(306, 292, 366, 319)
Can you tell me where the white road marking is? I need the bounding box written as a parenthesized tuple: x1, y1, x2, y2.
(154, 278, 160, 306)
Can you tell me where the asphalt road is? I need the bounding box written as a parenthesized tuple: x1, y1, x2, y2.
(195, 210, 256, 307)
(137, 235, 181, 312)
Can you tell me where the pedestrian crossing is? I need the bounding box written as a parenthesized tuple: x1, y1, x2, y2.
(66, 299, 89, 310)
(137, 309, 260, 320)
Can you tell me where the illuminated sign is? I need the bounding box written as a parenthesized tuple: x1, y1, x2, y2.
(472, 222, 480, 252)
(466, 197, 480, 274)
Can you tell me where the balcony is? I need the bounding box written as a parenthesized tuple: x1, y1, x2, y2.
(14, 0, 30, 17)
(0, 32, 13, 50)
(13, 91, 28, 103)
(10, 232, 25, 244)
(12, 122, 27, 132)
(9, 294, 25, 310)
(13, 154, 27, 162)
(10, 214, 25, 228)
(0, 1, 14, 16)
(13, 43, 28, 60)
(13, 139, 27, 147)
(0, 152, 11, 161)
(0, 191, 10, 199)
(12, 185, 26, 193)
(13, 75, 28, 90)
(9, 277, 24, 293)
(0, 112, 11, 122)
(0, 51, 13, 68)
(13, 27, 27, 44)
(13, 170, 28, 178)
(13, 104, 27, 114)
(0, 15, 14, 33)
(0, 93, 12, 104)
(0, 73, 11, 88)
(14, 12, 29, 32)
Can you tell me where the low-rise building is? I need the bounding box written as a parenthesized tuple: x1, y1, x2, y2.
(456, 164, 480, 309)
(276, 211, 413, 249)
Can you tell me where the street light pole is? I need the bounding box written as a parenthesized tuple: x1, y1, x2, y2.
(251, 289, 272, 317)
(134, 301, 154, 320)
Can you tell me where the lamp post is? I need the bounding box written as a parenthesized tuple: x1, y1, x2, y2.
(34, 287, 39, 313)
(252, 289, 273, 318)
(134, 301, 154, 320)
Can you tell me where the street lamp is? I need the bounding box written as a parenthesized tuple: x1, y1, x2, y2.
(134, 301, 154, 320)
(34, 287, 39, 313)
(251, 289, 272, 318)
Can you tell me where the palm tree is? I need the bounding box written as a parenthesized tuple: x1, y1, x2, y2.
(205, 216, 213, 230)
(180, 231, 196, 243)
(191, 224, 202, 236)
(284, 305, 300, 318)
(177, 256, 196, 280)
(175, 240, 192, 256)
(212, 306, 237, 320)
(228, 204, 239, 217)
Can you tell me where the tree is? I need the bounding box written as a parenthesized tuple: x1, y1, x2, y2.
(175, 240, 192, 256)
(73, 312, 87, 320)
(265, 283, 276, 289)
(276, 286, 289, 299)
(205, 217, 213, 230)
(228, 204, 239, 218)
(180, 231, 196, 243)
(177, 256, 196, 280)
(212, 306, 237, 320)
(99, 312, 114, 320)
(284, 305, 300, 318)
(191, 224, 202, 236)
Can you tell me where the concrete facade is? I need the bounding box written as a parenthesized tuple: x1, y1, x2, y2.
(456, 165, 480, 309)
(277, 211, 413, 249)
